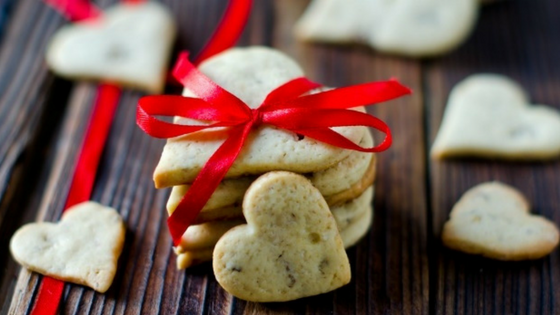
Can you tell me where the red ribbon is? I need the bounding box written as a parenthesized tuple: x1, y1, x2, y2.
(31, 3, 119, 315)
(194, 0, 253, 65)
(137, 53, 412, 246)
(30, 85, 121, 315)
(44, 0, 101, 21)
(33, 0, 252, 314)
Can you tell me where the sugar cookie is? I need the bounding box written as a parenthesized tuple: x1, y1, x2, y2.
(46, 2, 176, 93)
(432, 74, 560, 160)
(166, 132, 376, 222)
(10, 202, 125, 293)
(295, 0, 478, 57)
(175, 186, 374, 254)
(213, 172, 351, 302)
(442, 182, 559, 260)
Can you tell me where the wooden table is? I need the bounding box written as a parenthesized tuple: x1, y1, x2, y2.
(0, 0, 559, 314)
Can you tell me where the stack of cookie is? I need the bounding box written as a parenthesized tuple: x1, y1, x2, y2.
(169, 135, 376, 269)
(152, 47, 377, 270)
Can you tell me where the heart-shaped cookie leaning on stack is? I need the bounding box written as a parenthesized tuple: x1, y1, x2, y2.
(442, 182, 559, 260)
(432, 74, 560, 160)
(46, 1, 177, 93)
(295, 0, 479, 58)
(10, 202, 126, 293)
(153, 47, 377, 270)
(213, 172, 352, 302)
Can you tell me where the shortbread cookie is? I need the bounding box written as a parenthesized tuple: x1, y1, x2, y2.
(442, 182, 559, 260)
(213, 172, 351, 302)
(167, 151, 375, 215)
(176, 186, 374, 254)
(177, 203, 374, 270)
(168, 155, 375, 224)
(332, 186, 373, 231)
(324, 152, 376, 207)
(167, 132, 375, 215)
(46, 2, 176, 93)
(154, 47, 366, 188)
(167, 177, 253, 216)
(340, 204, 373, 248)
(10, 202, 126, 293)
(177, 249, 212, 270)
(176, 248, 214, 270)
(176, 220, 245, 252)
(295, 0, 478, 58)
(432, 74, 560, 160)
(310, 131, 374, 196)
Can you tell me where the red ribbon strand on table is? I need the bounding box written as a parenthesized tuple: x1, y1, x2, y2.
(44, 0, 101, 21)
(194, 0, 253, 65)
(30, 85, 121, 315)
(137, 53, 412, 246)
(31, 0, 253, 314)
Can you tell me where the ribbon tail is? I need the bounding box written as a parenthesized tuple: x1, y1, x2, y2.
(136, 95, 246, 139)
(167, 123, 252, 245)
(194, 0, 253, 64)
(30, 84, 121, 315)
(286, 80, 412, 109)
(30, 278, 64, 315)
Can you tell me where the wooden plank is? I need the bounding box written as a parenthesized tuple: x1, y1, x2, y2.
(0, 0, 65, 208)
(6, 83, 96, 315)
(230, 1, 430, 314)
(4, 0, 431, 314)
(0, 0, 16, 37)
(5, 0, 224, 313)
(427, 1, 560, 314)
(0, 0, 72, 311)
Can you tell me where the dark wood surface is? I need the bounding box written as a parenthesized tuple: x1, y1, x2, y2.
(0, 0, 558, 314)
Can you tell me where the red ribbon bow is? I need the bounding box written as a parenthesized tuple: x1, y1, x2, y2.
(137, 52, 412, 245)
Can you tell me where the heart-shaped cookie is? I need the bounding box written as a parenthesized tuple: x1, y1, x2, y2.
(295, 0, 478, 57)
(10, 202, 125, 293)
(213, 171, 351, 302)
(432, 74, 560, 160)
(175, 186, 374, 254)
(46, 2, 176, 94)
(154, 47, 366, 188)
(442, 182, 559, 260)
(177, 202, 374, 270)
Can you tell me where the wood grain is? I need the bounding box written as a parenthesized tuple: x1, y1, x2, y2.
(0, 0, 72, 310)
(0, 0, 559, 314)
(427, 1, 560, 314)
(0, 0, 63, 209)
(273, 2, 429, 314)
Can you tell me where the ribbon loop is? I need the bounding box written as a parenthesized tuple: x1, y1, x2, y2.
(173, 53, 251, 117)
(261, 77, 322, 108)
